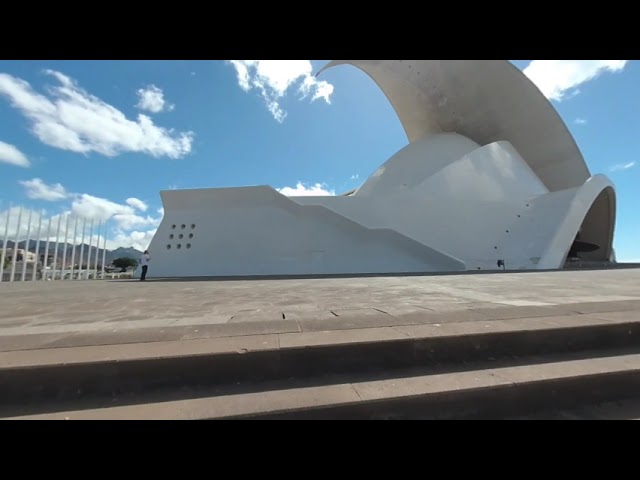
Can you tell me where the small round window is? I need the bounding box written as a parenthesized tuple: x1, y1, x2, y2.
(186, 243, 191, 249)
(188, 233, 193, 239)
(191, 224, 196, 229)
(181, 224, 186, 229)
(178, 234, 184, 239)
(171, 224, 176, 229)
(169, 234, 174, 239)
(177, 244, 182, 249)
(166, 244, 172, 250)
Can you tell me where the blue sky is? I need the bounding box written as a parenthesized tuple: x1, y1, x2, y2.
(0, 60, 637, 260)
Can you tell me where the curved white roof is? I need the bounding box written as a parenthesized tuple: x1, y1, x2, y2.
(355, 133, 482, 197)
(318, 60, 591, 192)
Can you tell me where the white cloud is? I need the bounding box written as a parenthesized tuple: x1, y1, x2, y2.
(227, 60, 334, 123)
(126, 197, 148, 212)
(69, 194, 135, 222)
(136, 84, 174, 113)
(0, 70, 193, 159)
(17, 178, 159, 231)
(610, 161, 637, 172)
(157, 207, 165, 216)
(523, 60, 628, 101)
(107, 229, 156, 252)
(19, 178, 68, 201)
(350, 174, 359, 180)
(70, 194, 160, 230)
(574, 117, 587, 125)
(277, 182, 335, 197)
(0, 140, 30, 167)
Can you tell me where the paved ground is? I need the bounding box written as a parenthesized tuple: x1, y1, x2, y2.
(2, 268, 640, 420)
(513, 398, 640, 420)
(1, 269, 639, 340)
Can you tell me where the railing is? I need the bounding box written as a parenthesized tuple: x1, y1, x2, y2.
(0, 204, 112, 283)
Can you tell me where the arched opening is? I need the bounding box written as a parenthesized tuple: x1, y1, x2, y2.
(568, 186, 616, 263)
(319, 60, 591, 192)
(317, 64, 409, 197)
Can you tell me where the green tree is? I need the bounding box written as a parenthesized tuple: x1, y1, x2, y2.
(112, 257, 138, 272)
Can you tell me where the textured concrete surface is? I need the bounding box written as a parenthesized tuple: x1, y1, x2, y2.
(3, 310, 640, 409)
(2, 269, 640, 420)
(513, 398, 640, 420)
(12, 353, 640, 420)
(5, 311, 638, 369)
(0, 269, 639, 341)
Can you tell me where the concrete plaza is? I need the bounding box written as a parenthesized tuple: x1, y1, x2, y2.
(0, 268, 639, 348)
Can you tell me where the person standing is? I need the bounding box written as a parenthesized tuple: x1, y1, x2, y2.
(139, 250, 150, 281)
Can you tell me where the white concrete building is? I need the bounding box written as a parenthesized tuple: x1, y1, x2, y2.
(144, 60, 616, 278)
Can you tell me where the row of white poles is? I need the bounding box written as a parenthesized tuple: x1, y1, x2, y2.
(0, 205, 109, 282)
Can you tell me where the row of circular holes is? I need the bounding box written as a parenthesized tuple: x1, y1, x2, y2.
(168, 224, 196, 249)
(167, 243, 190, 250)
(170, 233, 193, 239)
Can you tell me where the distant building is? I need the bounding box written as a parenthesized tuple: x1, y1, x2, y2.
(1, 248, 37, 264)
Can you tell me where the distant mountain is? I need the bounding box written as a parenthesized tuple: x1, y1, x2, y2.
(0, 240, 142, 266)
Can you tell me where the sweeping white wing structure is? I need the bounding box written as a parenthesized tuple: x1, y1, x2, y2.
(144, 60, 616, 278)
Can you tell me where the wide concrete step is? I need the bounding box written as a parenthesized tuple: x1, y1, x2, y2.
(509, 397, 640, 420)
(8, 353, 640, 420)
(1, 313, 640, 411)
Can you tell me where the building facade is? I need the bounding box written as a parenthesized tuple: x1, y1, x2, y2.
(144, 60, 616, 278)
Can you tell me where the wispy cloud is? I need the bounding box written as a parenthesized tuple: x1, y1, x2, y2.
(19, 178, 68, 201)
(17, 178, 161, 233)
(0, 140, 29, 167)
(0, 70, 193, 159)
(108, 229, 157, 251)
(125, 197, 148, 212)
(68, 194, 160, 251)
(277, 182, 335, 196)
(136, 84, 174, 113)
(610, 161, 637, 172)
(70, 194, 159, 230)
(350, 174, 359, 180)
(523, 60, 628, 101)
(574, 117, 587, 125)
(227, 60, 334, 123)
